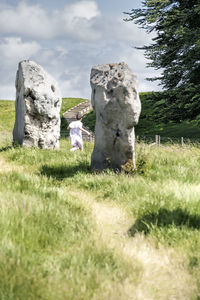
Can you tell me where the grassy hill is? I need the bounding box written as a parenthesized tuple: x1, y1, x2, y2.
(82, 92, 200, 142)
(60, 97, 87, 116)
(136, 92, 200, 140)
(0, 100, 15, 146)
(0, 100, 15, 131)
(0, 99, 200, 299)
(0, 98, 86, 145)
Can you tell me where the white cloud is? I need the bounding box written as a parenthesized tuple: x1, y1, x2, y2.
(0, 2, 53, 39)
(0, 37, 161, 100)
(0, 1, 101, 41)
(0, 37, 40, 65)
(120, 46, 161, 92)
(0, 1, 161, 100)
(0, 1, 152, 44)
(56, 0, 102, 41)
(0, 37, 41, 99)
(63, 0, 101, 22)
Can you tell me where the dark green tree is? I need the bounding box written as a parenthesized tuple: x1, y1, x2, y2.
(125, 0, 200, 121)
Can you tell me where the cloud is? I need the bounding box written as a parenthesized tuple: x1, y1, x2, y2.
(0, 1, 161, 100)
(0, 37, 41, 99)
(56, 0, 102, 41)
(63, 0, 101, 21)
(0, 1, 101, 40)
(91, 16, 154, 45)
(0, 37, 160, 100)
(0, 1, 152, 44)
(119, 46, 161, 91)
(0, 37, 40, 65)
(0, 2, 53, 39)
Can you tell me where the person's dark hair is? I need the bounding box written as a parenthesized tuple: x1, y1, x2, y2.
(76, 113, 82, 120)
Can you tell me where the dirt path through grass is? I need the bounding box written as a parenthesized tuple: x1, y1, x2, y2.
(70, 189, 197, 300)
(0, 153, 197, 299)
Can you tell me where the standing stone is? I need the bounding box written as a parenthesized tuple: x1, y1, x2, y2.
(13, 60, 62, 149)
(90, 62, 141, 171)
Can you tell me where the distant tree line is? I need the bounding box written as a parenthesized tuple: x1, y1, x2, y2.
(125, 0, 200, 123)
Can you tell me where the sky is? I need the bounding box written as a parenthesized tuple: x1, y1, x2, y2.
(0, 0, 161, 100)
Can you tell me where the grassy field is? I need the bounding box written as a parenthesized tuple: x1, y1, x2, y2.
(60, 98, 87, 116)
(82, 110, 200, 143)
(0, 98, 86, 144)
(0, 100, 15, 132)
(135, 118, 200, 140)
(1, 100, 200, 299)
(82, 92, 200, 141)
(0, 98, 86, 127)
(0, 100, 15, 146)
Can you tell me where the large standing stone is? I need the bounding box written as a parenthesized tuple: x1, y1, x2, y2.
(90, 62, 141, 171)
(13, 60, 62, 149)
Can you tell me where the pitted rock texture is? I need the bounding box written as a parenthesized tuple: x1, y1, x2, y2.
(13, 60, 62, 149)
(90, 62, 141, 171)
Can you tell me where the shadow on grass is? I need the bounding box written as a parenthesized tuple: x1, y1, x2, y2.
(0, 145, 13, 152)
(128, 208, 200, 236)
(40, 162, 91, 180)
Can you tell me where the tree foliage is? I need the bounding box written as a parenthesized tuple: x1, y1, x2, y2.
(125, 0, 200, 121)
(125, 0, 200, 89)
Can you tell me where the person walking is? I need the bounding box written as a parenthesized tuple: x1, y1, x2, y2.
(67, 113, 90, 151)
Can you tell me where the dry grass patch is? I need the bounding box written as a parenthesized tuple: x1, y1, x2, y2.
(69, 189, 197, 299)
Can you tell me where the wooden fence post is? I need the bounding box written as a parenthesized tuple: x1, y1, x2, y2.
(155, 135, 161, 146)
(181, 137, 184, 146)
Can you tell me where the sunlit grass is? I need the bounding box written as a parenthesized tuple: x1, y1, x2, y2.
(0, 141, 139, 299)
(1, 98, 200, 298)
(1, 138, 200, 298)
(0, 100, 15, 132)
(60, 98, 87, 116)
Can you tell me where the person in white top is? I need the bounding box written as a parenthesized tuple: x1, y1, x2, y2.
(67, 113, 91, 151)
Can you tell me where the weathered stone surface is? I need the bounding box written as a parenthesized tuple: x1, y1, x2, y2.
(13, 60, 62, 149)
(90, 62, 141, 171)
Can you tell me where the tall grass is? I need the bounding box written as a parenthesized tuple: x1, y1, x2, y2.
(1, 141, 200, 297)
(0, 141, 142, 299)
(1, 98, 200, 298)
